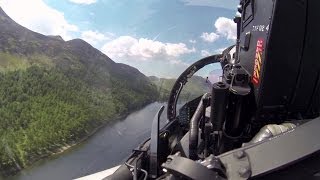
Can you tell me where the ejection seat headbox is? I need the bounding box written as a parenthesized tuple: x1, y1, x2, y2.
(238, 0, 320, 121)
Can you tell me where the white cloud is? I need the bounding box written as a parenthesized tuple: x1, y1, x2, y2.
(201, 50, 211, 57)
(181, 0, 238, 10)
(214, 47, 227, 54)
(189, 39, 196, 43)
(69, 0, 97, 5)
(215, 17, 236, 40)
(101, 36, 194, 77)
(101, 36, 195, 62)
(81, 30, 113, 46)
(200, 32, 219, 42)
(201, 47, 228, 57)
(0, 0, 78, 40)
(200, 17, 236, 43)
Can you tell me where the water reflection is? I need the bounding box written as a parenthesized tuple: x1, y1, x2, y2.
(9, 102, 170, 180)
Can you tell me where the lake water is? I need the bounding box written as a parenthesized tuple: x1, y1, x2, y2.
(8, 102, 169, 180)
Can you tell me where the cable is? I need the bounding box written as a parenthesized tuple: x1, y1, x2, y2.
(125, 155, 148, 180)
(125, 162, 148, 180)
(140, 168, 148, 180)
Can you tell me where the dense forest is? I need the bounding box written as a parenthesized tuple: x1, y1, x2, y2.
(0, 6, 161, 176)
(0, 63, 210, 176)
(0, 6, 212, 177)
(0, 65, 157, 176)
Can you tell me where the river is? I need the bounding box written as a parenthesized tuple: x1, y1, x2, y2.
(8, 102, 170, 180)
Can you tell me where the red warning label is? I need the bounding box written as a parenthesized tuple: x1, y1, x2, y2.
(252, 38, 264, 85)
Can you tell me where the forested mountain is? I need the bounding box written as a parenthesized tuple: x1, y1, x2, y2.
(0, 7, 158, 176)
(150, 75, 212, 102)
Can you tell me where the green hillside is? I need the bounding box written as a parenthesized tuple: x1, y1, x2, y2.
(0, 8, 158, 176)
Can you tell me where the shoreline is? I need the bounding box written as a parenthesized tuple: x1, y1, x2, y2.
(52, 109, 133, 156)
(5, 101, 155, 178)
(51, 111, 130, 156)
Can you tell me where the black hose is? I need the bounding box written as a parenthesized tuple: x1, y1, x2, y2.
(189, 93, 210, 160)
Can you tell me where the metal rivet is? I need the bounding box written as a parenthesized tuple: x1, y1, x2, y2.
(234, 150, 245, 159)
(207, 164, 213, 169)
(238, 167, 251, 178)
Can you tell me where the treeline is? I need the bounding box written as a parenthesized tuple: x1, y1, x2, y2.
(0, 66, 156, 176)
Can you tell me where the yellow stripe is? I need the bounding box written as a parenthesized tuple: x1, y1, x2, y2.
(257, 52, 262, 64)
(254, 69, 260, 79)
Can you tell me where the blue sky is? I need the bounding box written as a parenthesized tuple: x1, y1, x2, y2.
(0, 0, 238, 78)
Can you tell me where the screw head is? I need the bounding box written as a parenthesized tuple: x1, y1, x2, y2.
(238, 167, 251, 178)
(234, 151, 245, 159)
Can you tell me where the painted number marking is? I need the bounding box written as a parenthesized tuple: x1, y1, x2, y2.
(252, 25, 265, 32)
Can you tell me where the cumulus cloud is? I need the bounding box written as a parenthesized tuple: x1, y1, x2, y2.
(189, 39, 196, 43)
(214, 47, 227, 54)
(201, 50, 211, 57)
(214, 17, 236, 40)
(81, 30, 113, 46)
(0, 0, 78, 40)
(201, 17, 236, 43)
(101, 36, 194, 77)
(181, 0, 238, 10)
(69, 0, 97, 5)
(200, 32, 219, 42)
(101, 36, 195, 62)
(201, 47, 228, 57)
